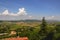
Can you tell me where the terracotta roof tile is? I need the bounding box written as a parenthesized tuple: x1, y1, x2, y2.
(2, 37, 28, 40)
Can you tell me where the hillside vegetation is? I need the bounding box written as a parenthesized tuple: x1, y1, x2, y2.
(0, 18, 60, 40)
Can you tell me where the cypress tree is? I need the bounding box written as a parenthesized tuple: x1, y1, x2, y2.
(38, 17, 47, 40)
(39, 17, 47, 35)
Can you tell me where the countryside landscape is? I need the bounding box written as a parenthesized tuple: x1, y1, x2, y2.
(0, 17, 60, 40)
(0, 0, 60, 40)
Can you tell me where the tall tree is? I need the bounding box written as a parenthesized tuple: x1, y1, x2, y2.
(39, 17, 47, 35)
(38, 17, 47, 40)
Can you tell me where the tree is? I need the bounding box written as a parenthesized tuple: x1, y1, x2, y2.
(0, 23, 10, 33)
(39, 17, 47, 35)
(54, 24, 60, 40)
(43, 30, 55, 40)
(55, 24, 60, 33)
(56, 37, 60, 40)
(38, 17, 47, 40)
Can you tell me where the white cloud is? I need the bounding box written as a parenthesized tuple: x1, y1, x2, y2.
(2, 10, 9, 15)
(0, 8, 27, 16)
(10, 13, 18, 16)
(45, 16, 58, 20)
(29, 16, 32, 18)
(48, 16, 55, 19)
(17, 8, 27, 15)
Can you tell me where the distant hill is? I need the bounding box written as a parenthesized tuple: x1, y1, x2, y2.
(0, 19, 60, 23)
(0, 19, 41, 22)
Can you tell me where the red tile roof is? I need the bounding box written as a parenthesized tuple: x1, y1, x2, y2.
(2, 37, 28, 40)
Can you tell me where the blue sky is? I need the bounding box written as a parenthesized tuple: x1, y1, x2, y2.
(0, 0, 60, 20)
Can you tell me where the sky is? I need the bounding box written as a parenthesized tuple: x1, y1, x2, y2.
(0, 0, 60, 20)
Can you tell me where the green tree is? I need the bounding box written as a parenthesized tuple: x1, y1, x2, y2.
(55, 24, 60, 33)
(43, 30, 55, 40)
(38, 17, 47, 40)
(54, 24, 60, 40)
(0, 23, 10, 33)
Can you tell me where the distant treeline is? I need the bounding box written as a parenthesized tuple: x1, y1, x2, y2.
(0, 20, 41, 22)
